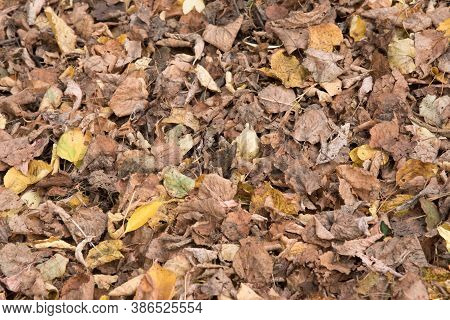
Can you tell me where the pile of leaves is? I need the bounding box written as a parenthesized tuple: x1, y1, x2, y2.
(0, 0, 449, 300)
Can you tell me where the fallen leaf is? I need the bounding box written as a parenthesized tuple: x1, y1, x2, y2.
(163, 167, 195, 198)
(271, 27, 309, 54)
(109, 75, 148, 117)
(86, 240, 123, 269)
(437, 222, 450, 252)
(388, 38, 416, 74)
(414, 30, 448, 68)
(293, 108, 331, 144)
(336, 165, 381, 201)
(161, 108, 200, 131)
(379, 194, 414, 214)
(93, 274, 118, 290)
(419, 95, 449, 127)
(258, 85, 296, 113)
(395, 159, 438, 188)
(350, 15, 366, 42)
(125, 199, 165, 233)
(44, 7, 77, 54)
(349, 144, 388, 166)
(308, 23, 343, 52)
(195, 65, 221, 92)
(236, 283, 263, 300)
(36, 254, 69, 282)
(259, 50, 305, 88)
(419, 198, 441, 231)
(251, 183, 299, 215)
(56, 128, 89, 167)
(109, 274, 144, 297)
(303, 48, 343, 83)
(437, 18, 450, 37)
(202, 15, 243, 52)
(234, 123, 260, 161)
(134, 263, 176, 300)
(21, 190, 41, 209)
(4, 160, 52, 194)
(182, 0, 205, 15)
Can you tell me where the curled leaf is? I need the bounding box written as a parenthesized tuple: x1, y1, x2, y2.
(163, 167, 195, 198)
(437, 222, 450, 252)
(4, 160, 52, 194)
(234, 124, 260, 161)
(134, 263, 176, 300)
(395, 159, 438, 188)
(387, 38, 416, 74)
(44, 7, 77, 54)
(195, 65, 221, 92)
(349, 144, 388, 166)
(182, 0, 205, 15)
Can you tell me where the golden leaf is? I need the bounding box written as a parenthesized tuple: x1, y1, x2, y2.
(349, 144, 389, 166)
(32, 237, 76, 251)
(396, 159, 438, 187)
(437, 18, 450, 38)
(308, 23, 343, 52)
(125, 199, 165, 233)
(259, 50, 305, 88)
(437, 222, 450, 252)
(109, 274, 144, 297)
(379, 194, 414, 215)
(86, 240, 124, 269)
(4, 160, 52, 194)
(251, 183, 299, 215)
(388, 38, 416, 74)
(135, 263, 176, 300)
(350, 15, 366, 42)
(56, 128, 89, 167)
(44, 7, 77, 54)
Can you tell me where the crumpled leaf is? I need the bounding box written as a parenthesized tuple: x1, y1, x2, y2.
(308, 23, 343, 52)
(437, 222, 450, 252)
(86, 240, 123, 269)
(125, 199, 165, 233)
(350, 15, 366, 42)
(44, 7, 77, 54)
(32, 237, 76, 251)
(39, 85, 62, 111)
(182, 0, 205, 15)
(195, 65, 221, 92)
(349, 144, 389, 166)
(163, 167, 195, 198)
(4, 160, 52, 194)
(202, 15, 243, 52)
(414, 30, 448, 68)
(259, 50, 305, 88)
(419, 95, 449, 127)
(395, 159, 438, 188)
(251, 183, 299, 215)
(109, 274, 144, 297)
(379, 194, 414, 215)
(109, 75, 148, 117)
(388, 38, 416, 74)
(161, 108, 200, 131)
(134, 263, 176, 300)
(56, 128, 89, 167)
(303, 48, 343, 83)
(234, 124, 260, 161)
(293, 108, 331, 144)
(437, 18, 450, 38)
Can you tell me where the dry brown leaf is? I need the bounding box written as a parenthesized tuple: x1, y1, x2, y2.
(258, 85, 296, 113)
(202, 15, 243, 52)
(336, 165, 381, 202)
(303, 48, 343, 83)
(195, 65, 221, 92)
(396, 159, 438, 188)
(109, 75, 148, 117)
(293, 108, 331, 144)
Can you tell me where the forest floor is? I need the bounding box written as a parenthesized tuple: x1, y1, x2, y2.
(0, 0, 449, 300)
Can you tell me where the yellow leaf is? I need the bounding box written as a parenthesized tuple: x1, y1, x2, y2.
(388, 38, 416, 74)
(437, 222, 450, 252)
(4, 160, 52, 194)
(44, 7, 77, 54)
(21, 190, 41, 209)
(350, 15, 366, 42)
(66, 192, 89, 208)
(182, 0, 205, 15)
(86, 240, 124, 269)
(259, 50, 305, 88)
(308, 23, 343, 52)
(32, 237, 76, 251)
(396, 159, 438, 187)
(251, 183, 299, 215)
(56, 128, 89, 167)
(349, 144, 388, 166)
(431, 67, 448, 84)
(137, 263, 176, 300)
(379, 194, 414, 215)
(437, 18, 450, 38)
(125, 199, 165, 233)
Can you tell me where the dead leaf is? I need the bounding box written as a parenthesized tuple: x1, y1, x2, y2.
(437, 18, 450, 37)
(202, 15, 243, 52)
(36, 254, 69, 282)
(86, 240, 123, 269)
(4, 160, 52, 194)
(293, 108, 331, 144)
(259, 50, 305, 88)
(258, 85, 296, 113)
(109, 274, 144, 297)
(415, 30, 448, 68)
(44, 7, 77, 54)
(308, 23, 343, 52)
(388, 38, 416, 74)
(251, 183, 299, 215)
(109, 75, 148, 117)
(134, 263, 176, 300)
(163, 167, 195, 198)
(125, 199, 165, 233)
(56, 128, 89, 167)
(336, 165, 381, 201)
(396, 159, 438, 188)
(437, 222, 450, 252)
(350, 15, 366, 42)
(234, 123, 260, 161)
(303, 48, 343, 83)
(195, 65, 221, 92)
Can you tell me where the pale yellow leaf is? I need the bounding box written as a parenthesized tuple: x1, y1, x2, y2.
(437, 222, 450, 252)
(437, 18, 450, 38)
(350, 15, 366, 42)
(4, 160, 52, 194)
(109, 274, 144, 297)
(388, 38, 416, 74)
(195, 65, 221, 92)
(182, 0, 205, 15)
(234, 123, 260, 161)
(44, 6, 77, 54)
(259, 50, 305, 88)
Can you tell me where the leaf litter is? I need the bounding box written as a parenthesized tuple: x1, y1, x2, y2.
(0, 0, 449, 301)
